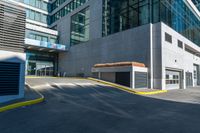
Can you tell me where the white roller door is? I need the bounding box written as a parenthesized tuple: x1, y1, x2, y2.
(166, 70, 180, 90)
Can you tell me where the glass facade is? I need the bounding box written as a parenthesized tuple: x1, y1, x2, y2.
(16, 0, 48, 11)
(70, 7, 90, 45)
(25, 29, 57, 44)
(192, 0, 200, 11)
(26, 9, 48, 23)
(103, 0, 150, 36)
(103, 0, 200, 46)
(50, 0, 89, 24)
(26, 50, 58, 76)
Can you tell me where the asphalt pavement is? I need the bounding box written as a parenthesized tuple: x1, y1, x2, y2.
(1, 78, 200, 133)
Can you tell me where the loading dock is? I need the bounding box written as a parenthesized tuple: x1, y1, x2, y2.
(92, 62, 148, 89)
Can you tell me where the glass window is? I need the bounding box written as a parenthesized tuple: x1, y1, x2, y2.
(102, 0, 200, 46)
(165, 33, 172, 43)
(25, 9, 30, 18)
(29, 33, 36, 39)
(35, 12, 41, 21)
(70, 7, 90, 45)
(42, 36, 48, 42)
(50, 38, 57, 44)
(29, 10, 35, 20)
(42, 2, 48, 11)
(24, 0, 29, 5)
(41, 14, 47, 23)
(102, 0, 150, 36)
(35, 0, 41, 8)
(50, 0, 89, 24)
(36, 35, 42, 41)
(30, 0, 36, 7)
(178, 40, 183, 48)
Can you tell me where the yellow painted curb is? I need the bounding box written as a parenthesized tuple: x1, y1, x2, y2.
(0, 85, 44, 113)
(25, 76, 57, 79)
(88, 77, 167, 95)
(25, 76, 85, 80)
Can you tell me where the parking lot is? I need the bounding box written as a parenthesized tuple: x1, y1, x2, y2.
(1, 78, 200, 133)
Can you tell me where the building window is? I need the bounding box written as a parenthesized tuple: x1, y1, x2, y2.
(35, 12, 41, 22)
(26, 9, 48, 24)
(178, 40, 183, 49)
(70, 7, 90, 46)
(26, 30, 57, 43)
(21, 0, 48, 11)
(165, 33, 172, 43)
(102, 0, 150, 36)
(50, 0, 89, 24)
(102, 0, 200, 47)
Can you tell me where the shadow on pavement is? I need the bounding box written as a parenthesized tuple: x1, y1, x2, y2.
(1, 80, 200, 133)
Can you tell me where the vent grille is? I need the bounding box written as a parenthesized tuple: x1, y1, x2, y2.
(135, 72, 148, 88)
(0, 62, 20, 96)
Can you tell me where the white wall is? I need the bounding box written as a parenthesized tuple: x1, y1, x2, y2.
(158, 22, 200, 89)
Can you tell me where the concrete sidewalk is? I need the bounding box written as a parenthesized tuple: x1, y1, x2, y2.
(0, 85, 44, 112)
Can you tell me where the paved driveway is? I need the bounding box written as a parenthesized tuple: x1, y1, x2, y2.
(1, 78, 200, 133)
(147, 87, 200, 104)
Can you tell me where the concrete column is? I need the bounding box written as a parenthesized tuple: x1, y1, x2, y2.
(149, 24, 154, 89)
(130, 67, 134, 88)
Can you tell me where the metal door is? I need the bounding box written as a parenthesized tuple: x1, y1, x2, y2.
(186, 72, 193, 87)
(135, 72, 148, 89)
(194, 65, 198, 86)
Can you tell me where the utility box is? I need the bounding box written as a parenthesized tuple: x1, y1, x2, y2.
(92, 62, 148, 89)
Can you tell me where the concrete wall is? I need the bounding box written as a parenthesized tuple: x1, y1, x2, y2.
(58, 24, 151, 77)
(0, 50, 26, 103)
(152, 23, 162, 89)
(101, 72, 116, 83)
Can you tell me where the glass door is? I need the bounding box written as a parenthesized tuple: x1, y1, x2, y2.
(36, 61, 54, 76)
(27, 61, 36, 76)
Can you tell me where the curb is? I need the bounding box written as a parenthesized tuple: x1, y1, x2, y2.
(25, 76, 85, 79)
(25, 76, 57, 79)
(0, 84, 45, 113)
(88, 77, 167, 95)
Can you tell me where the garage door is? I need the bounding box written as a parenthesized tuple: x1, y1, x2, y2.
(116, 72, 130, 87)
(0, 62, 20, 96)
(166, 70, 180, 89)
(135, 72, 148, 89)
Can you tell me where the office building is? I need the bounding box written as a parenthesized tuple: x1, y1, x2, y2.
(8, 0, 200, 90)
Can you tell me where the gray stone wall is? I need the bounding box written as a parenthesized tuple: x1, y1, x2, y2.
(58, 24, 151, 77)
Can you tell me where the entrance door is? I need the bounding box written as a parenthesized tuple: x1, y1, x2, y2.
(186, 72, 193, 87)
(27, 61, 54, 76)
(36, 62, 54, 76)
(27, 61, 36, 76)
(166, 70, 181, 89)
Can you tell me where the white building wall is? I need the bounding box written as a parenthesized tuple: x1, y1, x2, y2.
(158, 22, 200, 90)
